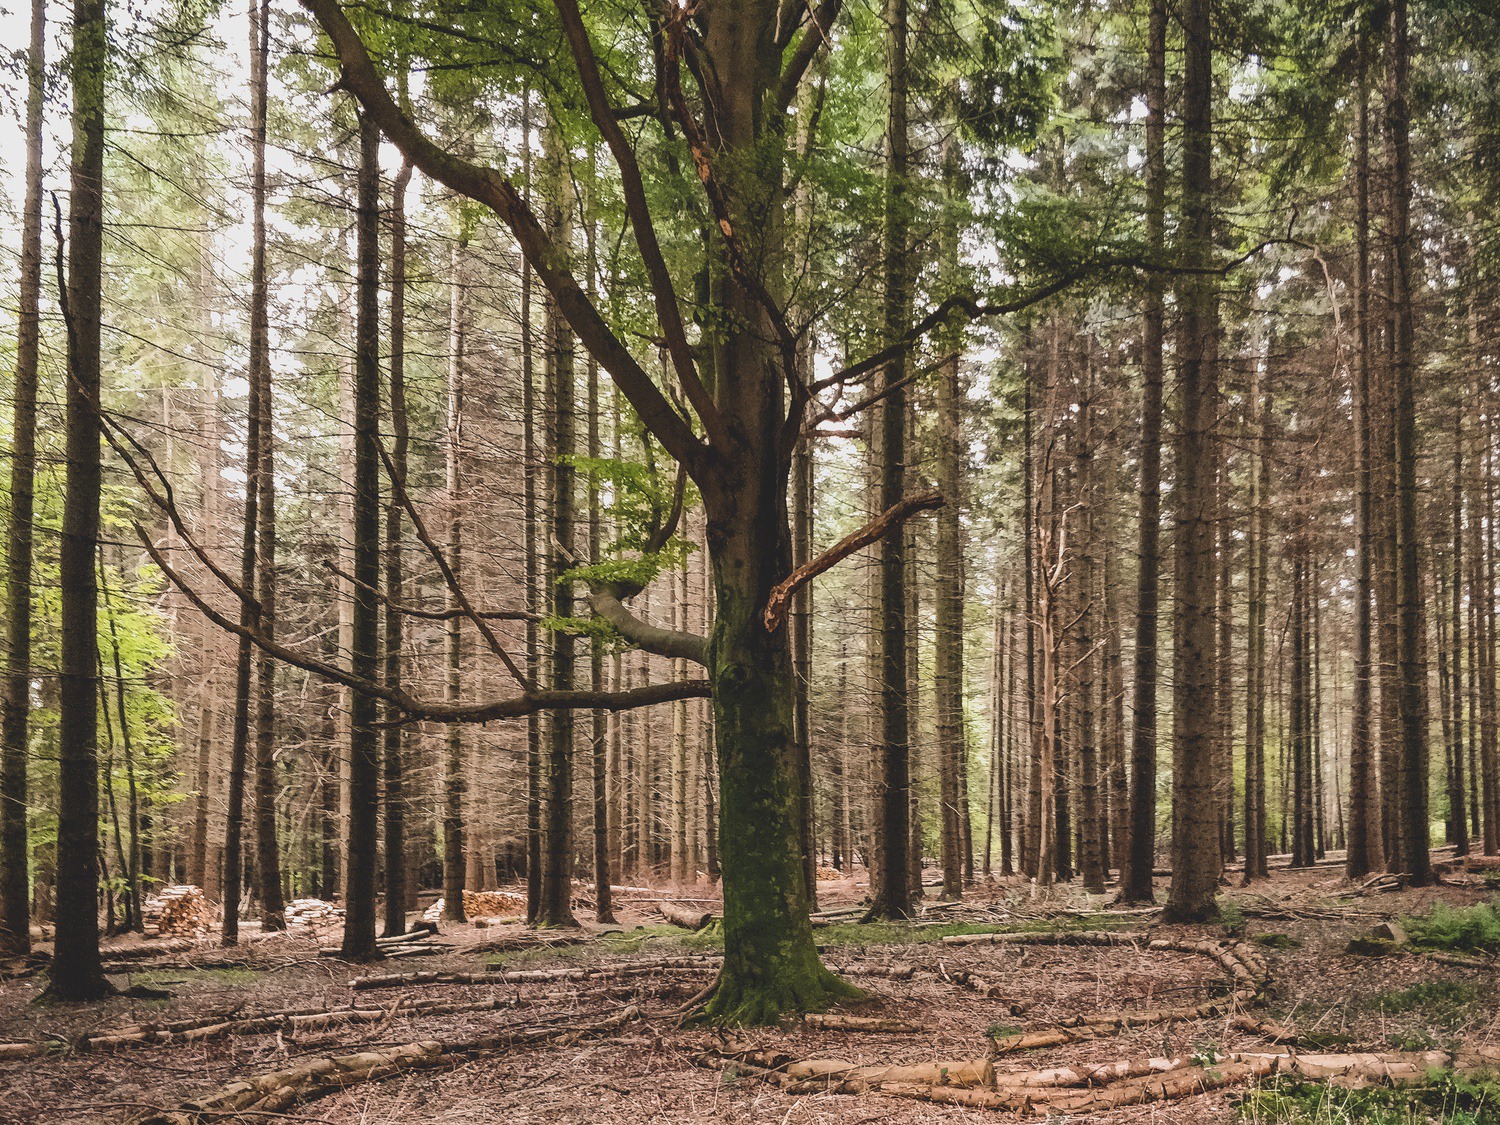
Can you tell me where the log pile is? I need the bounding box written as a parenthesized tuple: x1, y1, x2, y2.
(141, 886, 212, 938)
(816, 866, 847, 881)
(285, 898, 345, 932)
(420, 889, 527, 923)
(707, 1043, 1500, 1114)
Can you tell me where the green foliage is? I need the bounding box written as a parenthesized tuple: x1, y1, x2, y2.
(558, 454, 698, 600)
(1405, 901, 1500, 955)
(1240, 1072, 1500, 1124)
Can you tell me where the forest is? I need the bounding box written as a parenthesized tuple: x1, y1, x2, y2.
(3, 0, 1500, 1120)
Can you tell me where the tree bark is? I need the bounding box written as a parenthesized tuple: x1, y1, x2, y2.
(49, 0, 112, 999)
(538, 111, 579, 928)
(382, 156, 413, 936)
(339, 108, 383, 960)
(1386, 0, 1431, 885)
(934, 106, 966, 900)
(248, 0, 284, 932)
(1346, 32, 1383, 878)
(0, 0, 46, 957)
(868, 0, 913, 921)
(1165, 0, 1222, 922)
(1121, 0, 1166, 904)
(442, 234, 467, 925)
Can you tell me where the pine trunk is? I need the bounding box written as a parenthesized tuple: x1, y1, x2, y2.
(0, 0, 46, 957)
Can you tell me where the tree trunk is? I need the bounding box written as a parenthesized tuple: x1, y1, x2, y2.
(1346, 33, 1383, 878)
(49, 0, 112, 999)
(1075, 359, 1104, 894)
(442, 234, 468, 925)
(538, 112, 579, 928)
(0, 0, 46, 957)
(382, 156, 413, 937)
(1165, 0, 1222, 922)
(867, 0, 912, 921)
(584, 167, 615, 925)
(1243, 369, 1271, 882)
(933, 100, 967, 900)
(339, 108, 383, 960)
(247, 0, 284, 932)
(1386, 0, 1430, 885)
(1121, 0, 1166, 904)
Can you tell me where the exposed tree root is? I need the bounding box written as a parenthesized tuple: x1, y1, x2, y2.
(134, 1005, 640, 1123)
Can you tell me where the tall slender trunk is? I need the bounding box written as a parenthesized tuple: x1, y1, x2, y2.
(934, 104, 966, 899)
(1347, 35, 1383, 877)
(869, 0, 912, 919)
(1075, 360, 1104, 893)
(0, 0, 46, 957)
(382, 157, 413, 936)
(442, 235, 468, 924)
(1387, 0, 1430, 884)
(49, 0, 112, 998)
(222, 0, 270, 943)
(516, 91, 543, 919)
(1243, 367, 1271, 882)
(1122, 0, 1166, 903)
(1165, 0, 1222, 922)
(539, 112, 579, 928)
(583, 167, 614, 924)
(339, 108, 384, 959)
(247, 0, 284, 931)
(1022, 365, 1042, 879)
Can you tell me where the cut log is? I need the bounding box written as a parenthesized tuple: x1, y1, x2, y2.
(658, 901, 713, 930)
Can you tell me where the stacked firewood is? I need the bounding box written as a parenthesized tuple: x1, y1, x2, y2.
(421, 890, 527, 924)
(142, 885, 212, 937)
(284, 899, 345, 932)
(816, 866, 847, 881)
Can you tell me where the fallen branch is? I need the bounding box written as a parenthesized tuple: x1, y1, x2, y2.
(802, 1013, 924, 1033)
(136, 1005, 640, 1123)
(763, 490, 942, 632)
(351, 957, 720, 991)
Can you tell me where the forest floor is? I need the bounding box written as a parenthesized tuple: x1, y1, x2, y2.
(4, 856, 1500, 1124)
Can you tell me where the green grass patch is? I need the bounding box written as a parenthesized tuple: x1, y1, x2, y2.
(1371, 979, 1481, 1022)
(813, 912, 1134, 950)
(1405, 901, 1500, 956)
(1253, 932, 1301, 950)
(1240, 1072, 1500, 1123)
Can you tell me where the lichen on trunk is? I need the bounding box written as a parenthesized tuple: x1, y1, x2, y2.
(701, 557, 860, 1024)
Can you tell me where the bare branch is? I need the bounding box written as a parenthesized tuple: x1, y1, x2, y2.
(322, 561, 536, 622)
(300, 0, 705, 474)
(374, 442, 531, 689)
(763, 489, 943, 632)
(141, 526, 710, 724)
